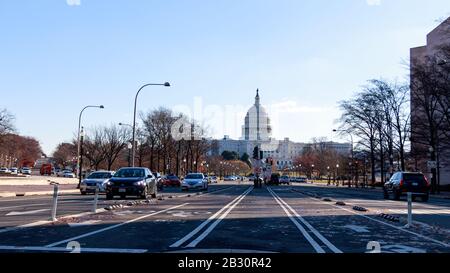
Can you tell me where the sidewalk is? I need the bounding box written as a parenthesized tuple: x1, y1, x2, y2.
(308, 181, 450, 200)
(0, 184, 79, 197)
(0, 176, 80, 197)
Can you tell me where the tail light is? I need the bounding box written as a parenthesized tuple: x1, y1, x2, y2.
(399, 179, 404, 187)
(424, 176, 430, 187)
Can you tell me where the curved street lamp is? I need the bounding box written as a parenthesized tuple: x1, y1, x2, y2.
(76, 105, 104, 188)
(131, 82, 170, 167)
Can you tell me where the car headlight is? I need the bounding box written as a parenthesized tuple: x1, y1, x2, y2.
(133, 181, 145, 186)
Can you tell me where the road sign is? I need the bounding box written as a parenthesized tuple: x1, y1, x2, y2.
(427, 161, 437, 169)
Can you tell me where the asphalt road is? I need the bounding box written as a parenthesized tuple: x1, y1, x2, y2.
(0, 182, 449, 253)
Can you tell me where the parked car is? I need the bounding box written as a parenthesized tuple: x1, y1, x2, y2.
(181, 173, 208, 191)
(280, 176, 290, 185)
(210, 176, 218, 184)
(297, 177, 308, 183)
(0, 167, 11, 174)
(105, 167, 157, 200)
(224, 175, 238, 181)
(163, 174, 181, 187)
(80, 171, 115, 195)
(9, 167, 18, 174)
(383, 172, 430, 202)
(20, 167, 32, 175)
(61, 170, 76, 178)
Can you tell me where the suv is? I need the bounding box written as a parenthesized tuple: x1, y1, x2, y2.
(280, 176, 290, 185)
(383, 172, 430, 202)
(105, 167, 157, 200)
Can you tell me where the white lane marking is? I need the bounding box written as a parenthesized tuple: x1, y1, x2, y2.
(269, 188, 343, 253)
(170, 187, 252, 248)
(46, 203, 188, 247)
(6, 209, 51, 216)
(68, 220, 102, 227)
(186, 187, 253, 248)
(295, 190, 450, 248)
(267, 187, 325, 253)
(343, 225, 370, 233)
(0, 245, 147, 253)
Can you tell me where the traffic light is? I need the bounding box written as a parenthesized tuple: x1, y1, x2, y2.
(253, 146, 259, 160)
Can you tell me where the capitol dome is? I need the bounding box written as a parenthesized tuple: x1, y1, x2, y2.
(242, 89, 272, 141)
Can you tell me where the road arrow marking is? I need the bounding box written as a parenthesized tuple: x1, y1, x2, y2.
(6, 209, 50, 216)
(343, 225, 370, 233)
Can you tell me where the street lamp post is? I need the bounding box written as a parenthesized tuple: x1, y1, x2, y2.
(119, 123, 134, 167)
(76, 105, 104, 188)
(131, 82, 170, 167)
(78, 127, 85, 187)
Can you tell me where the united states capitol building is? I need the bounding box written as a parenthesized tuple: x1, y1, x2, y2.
(208, 90, 351, 170)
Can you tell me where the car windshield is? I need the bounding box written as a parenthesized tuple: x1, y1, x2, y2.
(168, 175, 178, 179)
(88, 172, 111, 179)
(114, 169, 145, 178)
(186, 174, 203, 179)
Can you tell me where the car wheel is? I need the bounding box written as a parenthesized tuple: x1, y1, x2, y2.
(106, 194, 113, 200)
(81, 191, 87, 195)
(422, 194, 429, 202)
(120, 194, 126, 199)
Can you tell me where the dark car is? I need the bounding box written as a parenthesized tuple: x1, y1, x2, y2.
(163, 174, 181, 187)
(266, 173, 280, 186)
(105, 167, 157, 200)
(383, 172, 430, 202)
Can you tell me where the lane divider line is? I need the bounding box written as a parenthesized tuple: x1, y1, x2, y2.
(267, 187, 325, 253)
(269, 188, 342, 253)
(170, 186, 252, 248)
(185, 187, 253, 248)
(45, 203, 189, 247)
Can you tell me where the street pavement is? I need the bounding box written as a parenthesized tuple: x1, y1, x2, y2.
(0, 182, 449, 253)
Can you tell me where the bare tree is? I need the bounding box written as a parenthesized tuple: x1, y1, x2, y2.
(101, 125, 130, 171)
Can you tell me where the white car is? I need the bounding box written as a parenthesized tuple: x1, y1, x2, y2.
(181, 173, 209, 191)
(21, 167, 32, 175)
(80, 171, 115, 195)
(0, 167, 11, 174)
(60, 170, 76, 178)
(9, 167, 18, 174)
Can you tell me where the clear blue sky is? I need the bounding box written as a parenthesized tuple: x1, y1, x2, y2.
(0, 0, 449, 155)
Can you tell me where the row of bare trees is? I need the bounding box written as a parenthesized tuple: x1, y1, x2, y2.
(337, 79, 410, 186)
(53, 107, 211, 176)
(0, 108, 43, 167)
(410, 43, 450, 192)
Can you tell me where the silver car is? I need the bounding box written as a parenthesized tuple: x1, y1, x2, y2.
(181, 173, 209, 191)
(80, 171, 115, 195)
(21, 167, 32, 175)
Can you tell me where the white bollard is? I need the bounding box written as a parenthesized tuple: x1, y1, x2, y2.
(404, 192, 413, 228)
(92, 185, 99, 213)
(50, 182, 59, 221)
